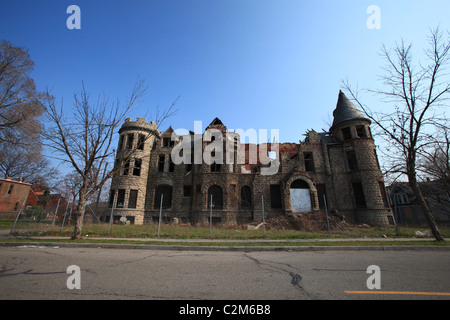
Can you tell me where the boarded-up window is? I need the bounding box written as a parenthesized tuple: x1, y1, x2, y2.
(290, 180, 311, 212)
(270, 185, 282, 209)
(352, 183, 366, 208)
(128, 190, 138, 208)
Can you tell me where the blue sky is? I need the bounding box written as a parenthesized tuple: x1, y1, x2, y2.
(1, 0, 450, 144)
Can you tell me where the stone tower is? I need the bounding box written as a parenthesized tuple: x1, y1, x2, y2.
(330, 91, 392, 225)
(108, 117, 158, 224)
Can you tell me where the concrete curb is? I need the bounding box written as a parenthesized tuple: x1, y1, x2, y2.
(1, 241, 449, 252)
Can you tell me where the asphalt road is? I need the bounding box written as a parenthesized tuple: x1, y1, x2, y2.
(1, 246, 449, 301)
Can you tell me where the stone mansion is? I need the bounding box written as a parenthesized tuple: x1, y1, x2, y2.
(105, 91, 394, 226)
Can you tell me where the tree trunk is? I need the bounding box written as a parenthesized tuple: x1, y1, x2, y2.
(408, 173, 445, 242)
(71, 196, 86, 240)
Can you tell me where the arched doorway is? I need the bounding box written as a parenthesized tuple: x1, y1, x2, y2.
(208, 185, 223, 210)
(290, 180, 311, 212)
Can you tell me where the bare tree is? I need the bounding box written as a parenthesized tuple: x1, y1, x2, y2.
(342, 27, 449, 242)
(42, 80, 177, 239)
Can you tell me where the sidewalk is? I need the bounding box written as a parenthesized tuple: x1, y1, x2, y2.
(1, 229, 448, 251)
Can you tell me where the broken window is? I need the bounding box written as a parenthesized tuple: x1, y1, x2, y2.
(117, 189, 125, 208)
(133, 159, 142, 176)
(304, 152, 315, 172)
(154, 185, 173, 209)
(342, 127, 352, 140)
(158, 155, 165, 172)
(346, 150, 358, 171)
(240, 186, 252, 209)
(211, 163, 221, 172)
(208, 185, 223, 209)
(352, 183, 366, 208)
(270, 184, 282, 209)
(128, 190, 138, 208)
(126, 133, 134, 149)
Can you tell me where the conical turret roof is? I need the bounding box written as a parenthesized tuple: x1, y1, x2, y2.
(332, 91, 369, 127)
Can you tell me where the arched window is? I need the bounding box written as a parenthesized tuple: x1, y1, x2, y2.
(240, 186, 252, 209)
(208, 185, 223, 210)
(154, 185, 173, 209)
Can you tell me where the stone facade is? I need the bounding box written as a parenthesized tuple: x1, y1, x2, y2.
(107, 91, 394, 226)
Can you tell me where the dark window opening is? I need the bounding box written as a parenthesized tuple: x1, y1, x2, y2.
(356, 125, 367, 138)
(290, 180, 309, 189)
(240, 186, 252, 209)
(126, 134, 134, 149)
(208, 185, 223, 210)
(128, 189, 138, 208)
(316, 184, 327, 209)
(211, 163, 221, 172)
(123, 160, 130, 175)
(117, 189, 125, 208)
(163, 137, 174, 147)
(133, 159, 141, 176)
(270, 185, 282, 209)
(379, 182, 389, 208)
(346, 150, 358, 171)
(7, 185, 13, 195)
(342, 127, 352, 140)
(137, 134, 145, 150)
(14, 202, 19, 211)
(118, 135, 124, 151)
(304, 152, 315, 172)
(196, 184, 201, 193)
(154, 185, 173, 209)
(168, 155, 175, 172)
(109, 190, 115, 208)
(183, 185, 192, 197)
(158, 155, 165, 172)
(352, 183, 367, 208)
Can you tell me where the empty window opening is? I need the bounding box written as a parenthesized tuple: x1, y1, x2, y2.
(137, 134, 145, 150)
(342, 127, 352, 140)
(208, 185, 223, 210)
(128, 190, 138, 209)
(158, 155, 165, 172)
(133, 159, 141, 176)
(304, 152, 315, 172)
(117, 189, 125, 208)
(356, 125, 367, 138)
(270, 185, 282, 209)
(240, 186, 252, 209)
(126, 134, 134, 149)
(346, 150, 358, 171)
(352, 182, 367, 208)
(154, 185, 173, 209)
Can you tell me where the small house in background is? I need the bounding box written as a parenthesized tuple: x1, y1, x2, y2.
(388, 180, 450, 226)
(0, 177, 33, 219)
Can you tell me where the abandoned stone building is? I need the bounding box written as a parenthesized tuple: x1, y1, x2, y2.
(106, 90, 394, 226)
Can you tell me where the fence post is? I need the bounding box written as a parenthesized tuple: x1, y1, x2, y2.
(158, 194, 163, 238)
(10, 194, 29, 235)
